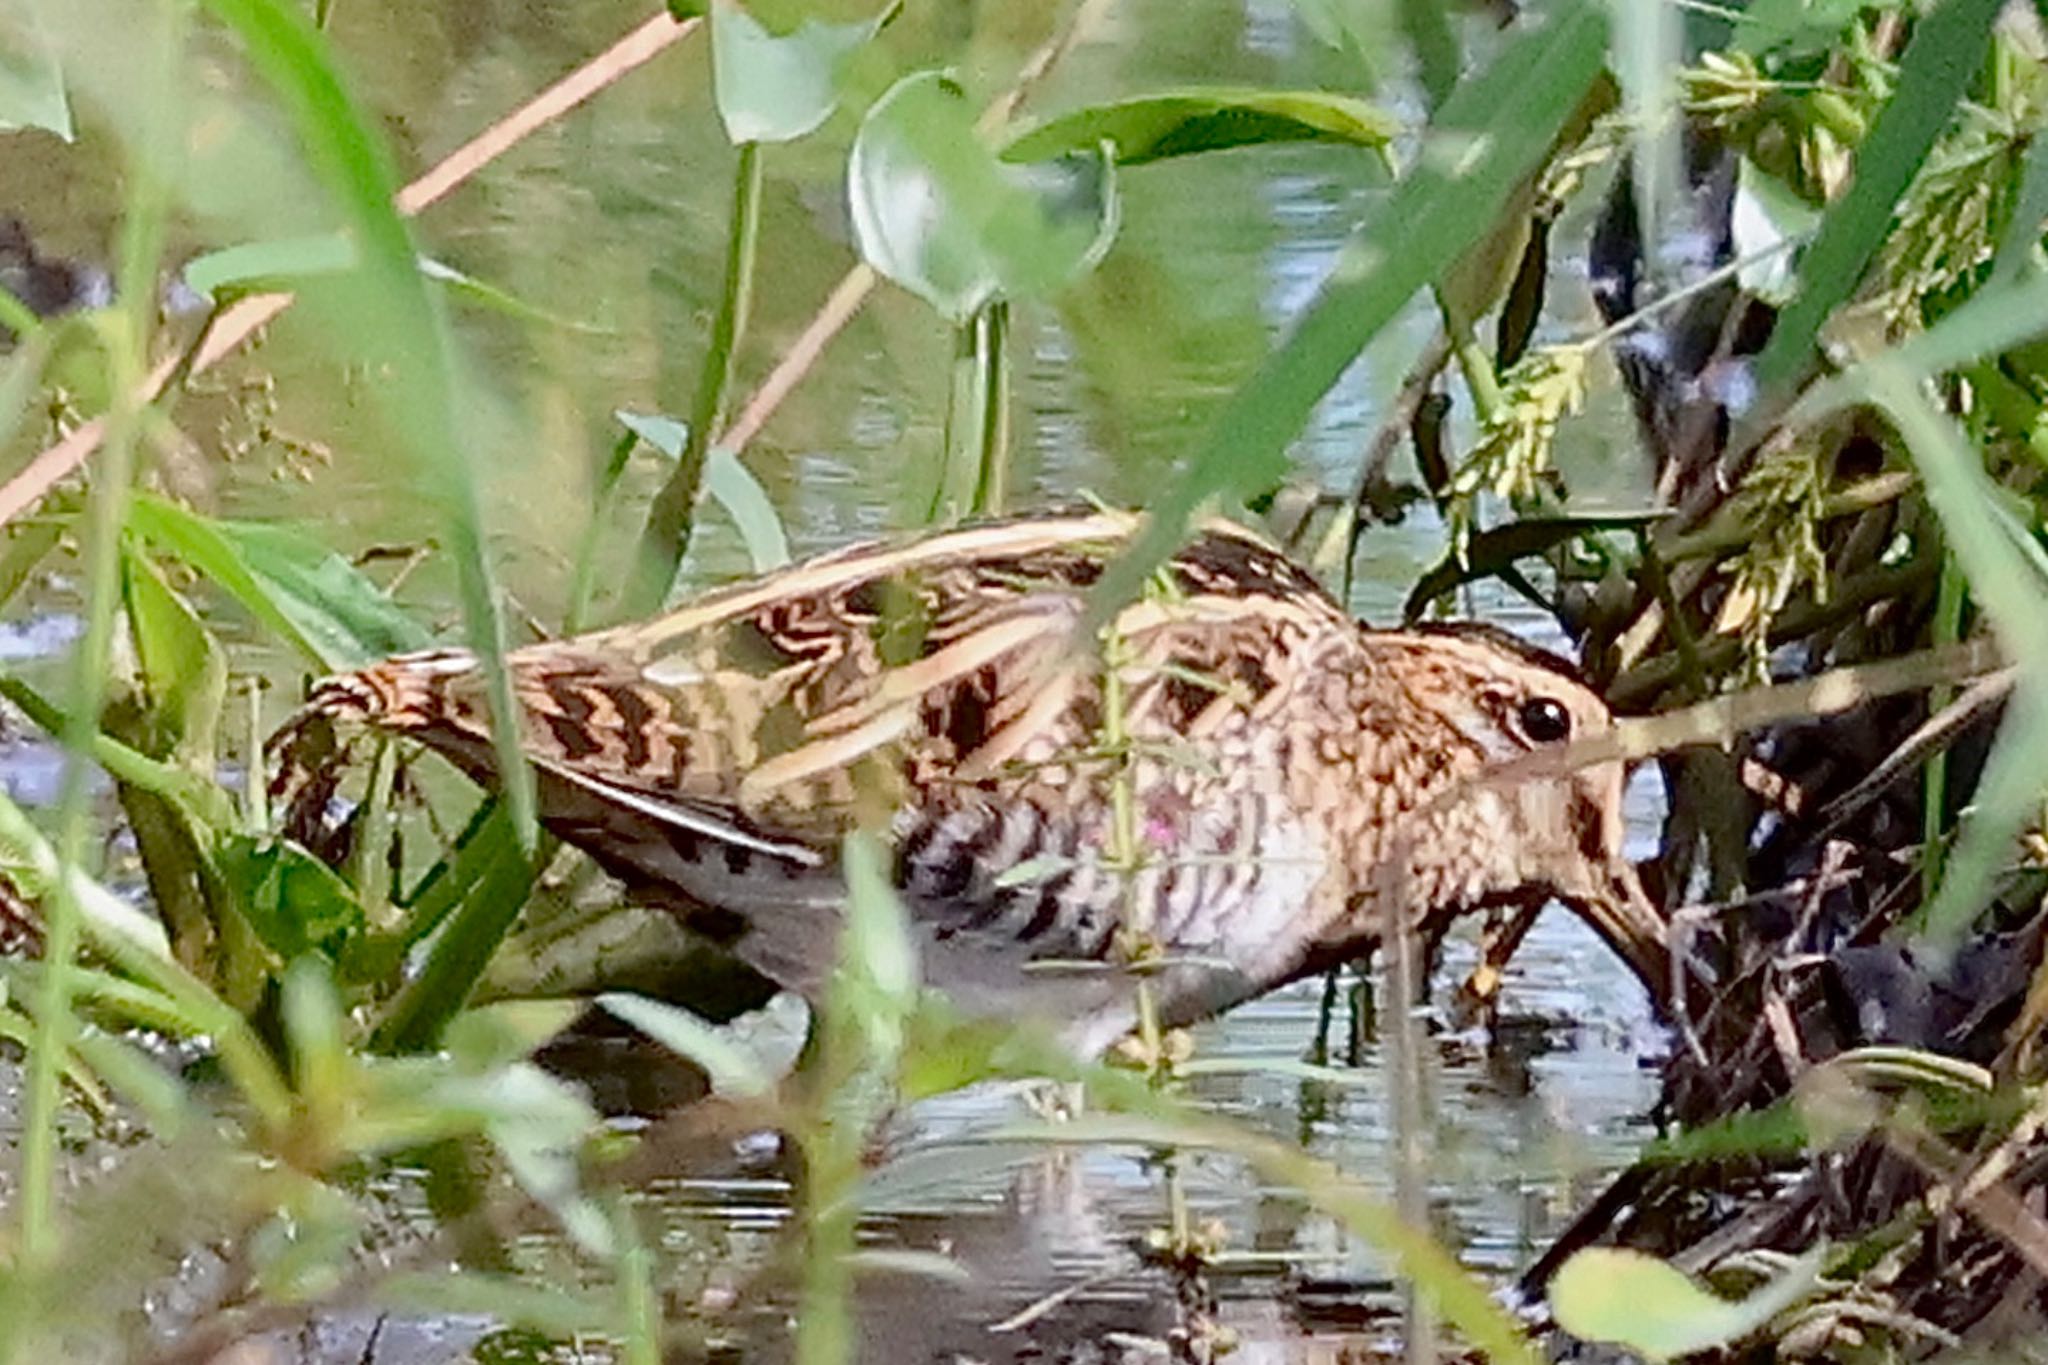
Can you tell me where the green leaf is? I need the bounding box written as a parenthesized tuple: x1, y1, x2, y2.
(1001, 88, 1397, 166)
(0, 24, 73, 139)
(126, 493, 429, 670)
(705, 446, 792, 571)
(708, 0, 888, 145)
(1850, 365, 2048, 961)
(371, 801, 538, 1054)
(1399, 0, 1460, 112)
(444, 998, 586, 1072)
(216, 836, 367, 962)
(435, 1063, 608, 1254)
(198, 0, 534, 851)
(417, 256, 598, 331)
(834, 830, 917, 1064)
(616, 409, 688, 459)
(1551, 1246, 1825, 1359)
(120, 544, 227, 765)
(1090, 0, 1609, 619)
(850, 70, 1119, 322)
(1751, 0, 2006, 397)
(182, 231, 355, 300)
(615, 412, 789, 573)
(598, 991, 776, 1098)
(70, 1029, 194, 1136)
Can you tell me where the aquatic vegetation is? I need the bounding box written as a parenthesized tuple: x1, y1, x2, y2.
(0, 0, 2046, 1362)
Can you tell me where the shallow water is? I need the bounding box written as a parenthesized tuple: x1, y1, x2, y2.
(0, 0, 1670, 1358)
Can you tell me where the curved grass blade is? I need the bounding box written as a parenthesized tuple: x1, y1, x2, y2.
(1750, 0, 2006, 401)
(1090, 0, 1609, 622)
(127, 494, 430, 670)
(197, 0, 535, 848)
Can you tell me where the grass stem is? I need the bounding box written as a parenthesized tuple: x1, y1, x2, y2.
(630, 138, 763, 614)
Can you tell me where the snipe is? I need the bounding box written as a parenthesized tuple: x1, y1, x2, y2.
(276, 510, 1669, 1055)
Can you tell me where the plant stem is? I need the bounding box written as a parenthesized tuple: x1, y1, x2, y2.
(15, 0, 181, 1272)
(971, 299, 1011, 516)
(629, 137, 763, 614)
(1384, 881, 1436, 1365)
(565, 427, 640, 633)
(934, 299, 1011, 524)
(1923, 548, 1966, 899)
(1437, 290, 1504, 424)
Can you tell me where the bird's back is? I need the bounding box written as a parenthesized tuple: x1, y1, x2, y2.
(282, 512, 1374, 1042)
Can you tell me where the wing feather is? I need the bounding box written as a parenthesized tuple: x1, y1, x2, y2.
(282, 513, 1356, 878)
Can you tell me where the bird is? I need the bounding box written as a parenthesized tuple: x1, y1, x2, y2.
(275, 509, 1671, 1056)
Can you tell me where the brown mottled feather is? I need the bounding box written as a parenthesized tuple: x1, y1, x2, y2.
(277, 510, 1667, 1053)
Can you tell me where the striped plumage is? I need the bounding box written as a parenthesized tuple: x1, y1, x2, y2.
(278, 510, 1666, 1054)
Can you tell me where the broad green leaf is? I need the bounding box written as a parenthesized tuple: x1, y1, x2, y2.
(1002, 88, 1397, 166)
(598, 991, 776, 1098)
(1551, 1246, 1825, 1359)
(217, 836, 367, 962)
(0, 25, 73, 139)
(708, 0, 888, 145)
(850, 70, 1118, 322)
(126, 494, 429, 671)
(1091, 0, 1609, 618)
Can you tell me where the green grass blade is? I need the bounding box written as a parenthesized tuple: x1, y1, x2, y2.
(1751, 0, 2004, 399)
(197, 0, 535, 848)
(1089, 0, 1608, 621)
(1858, 362, 2048, 961)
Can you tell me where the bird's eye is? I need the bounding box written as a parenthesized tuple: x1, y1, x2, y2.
(1515, 696, 1573, 745)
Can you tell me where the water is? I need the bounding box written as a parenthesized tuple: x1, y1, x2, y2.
(0, 0, 1668, 1358)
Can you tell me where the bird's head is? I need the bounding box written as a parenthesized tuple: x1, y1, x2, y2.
(1348, 624, 1671, 1003)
